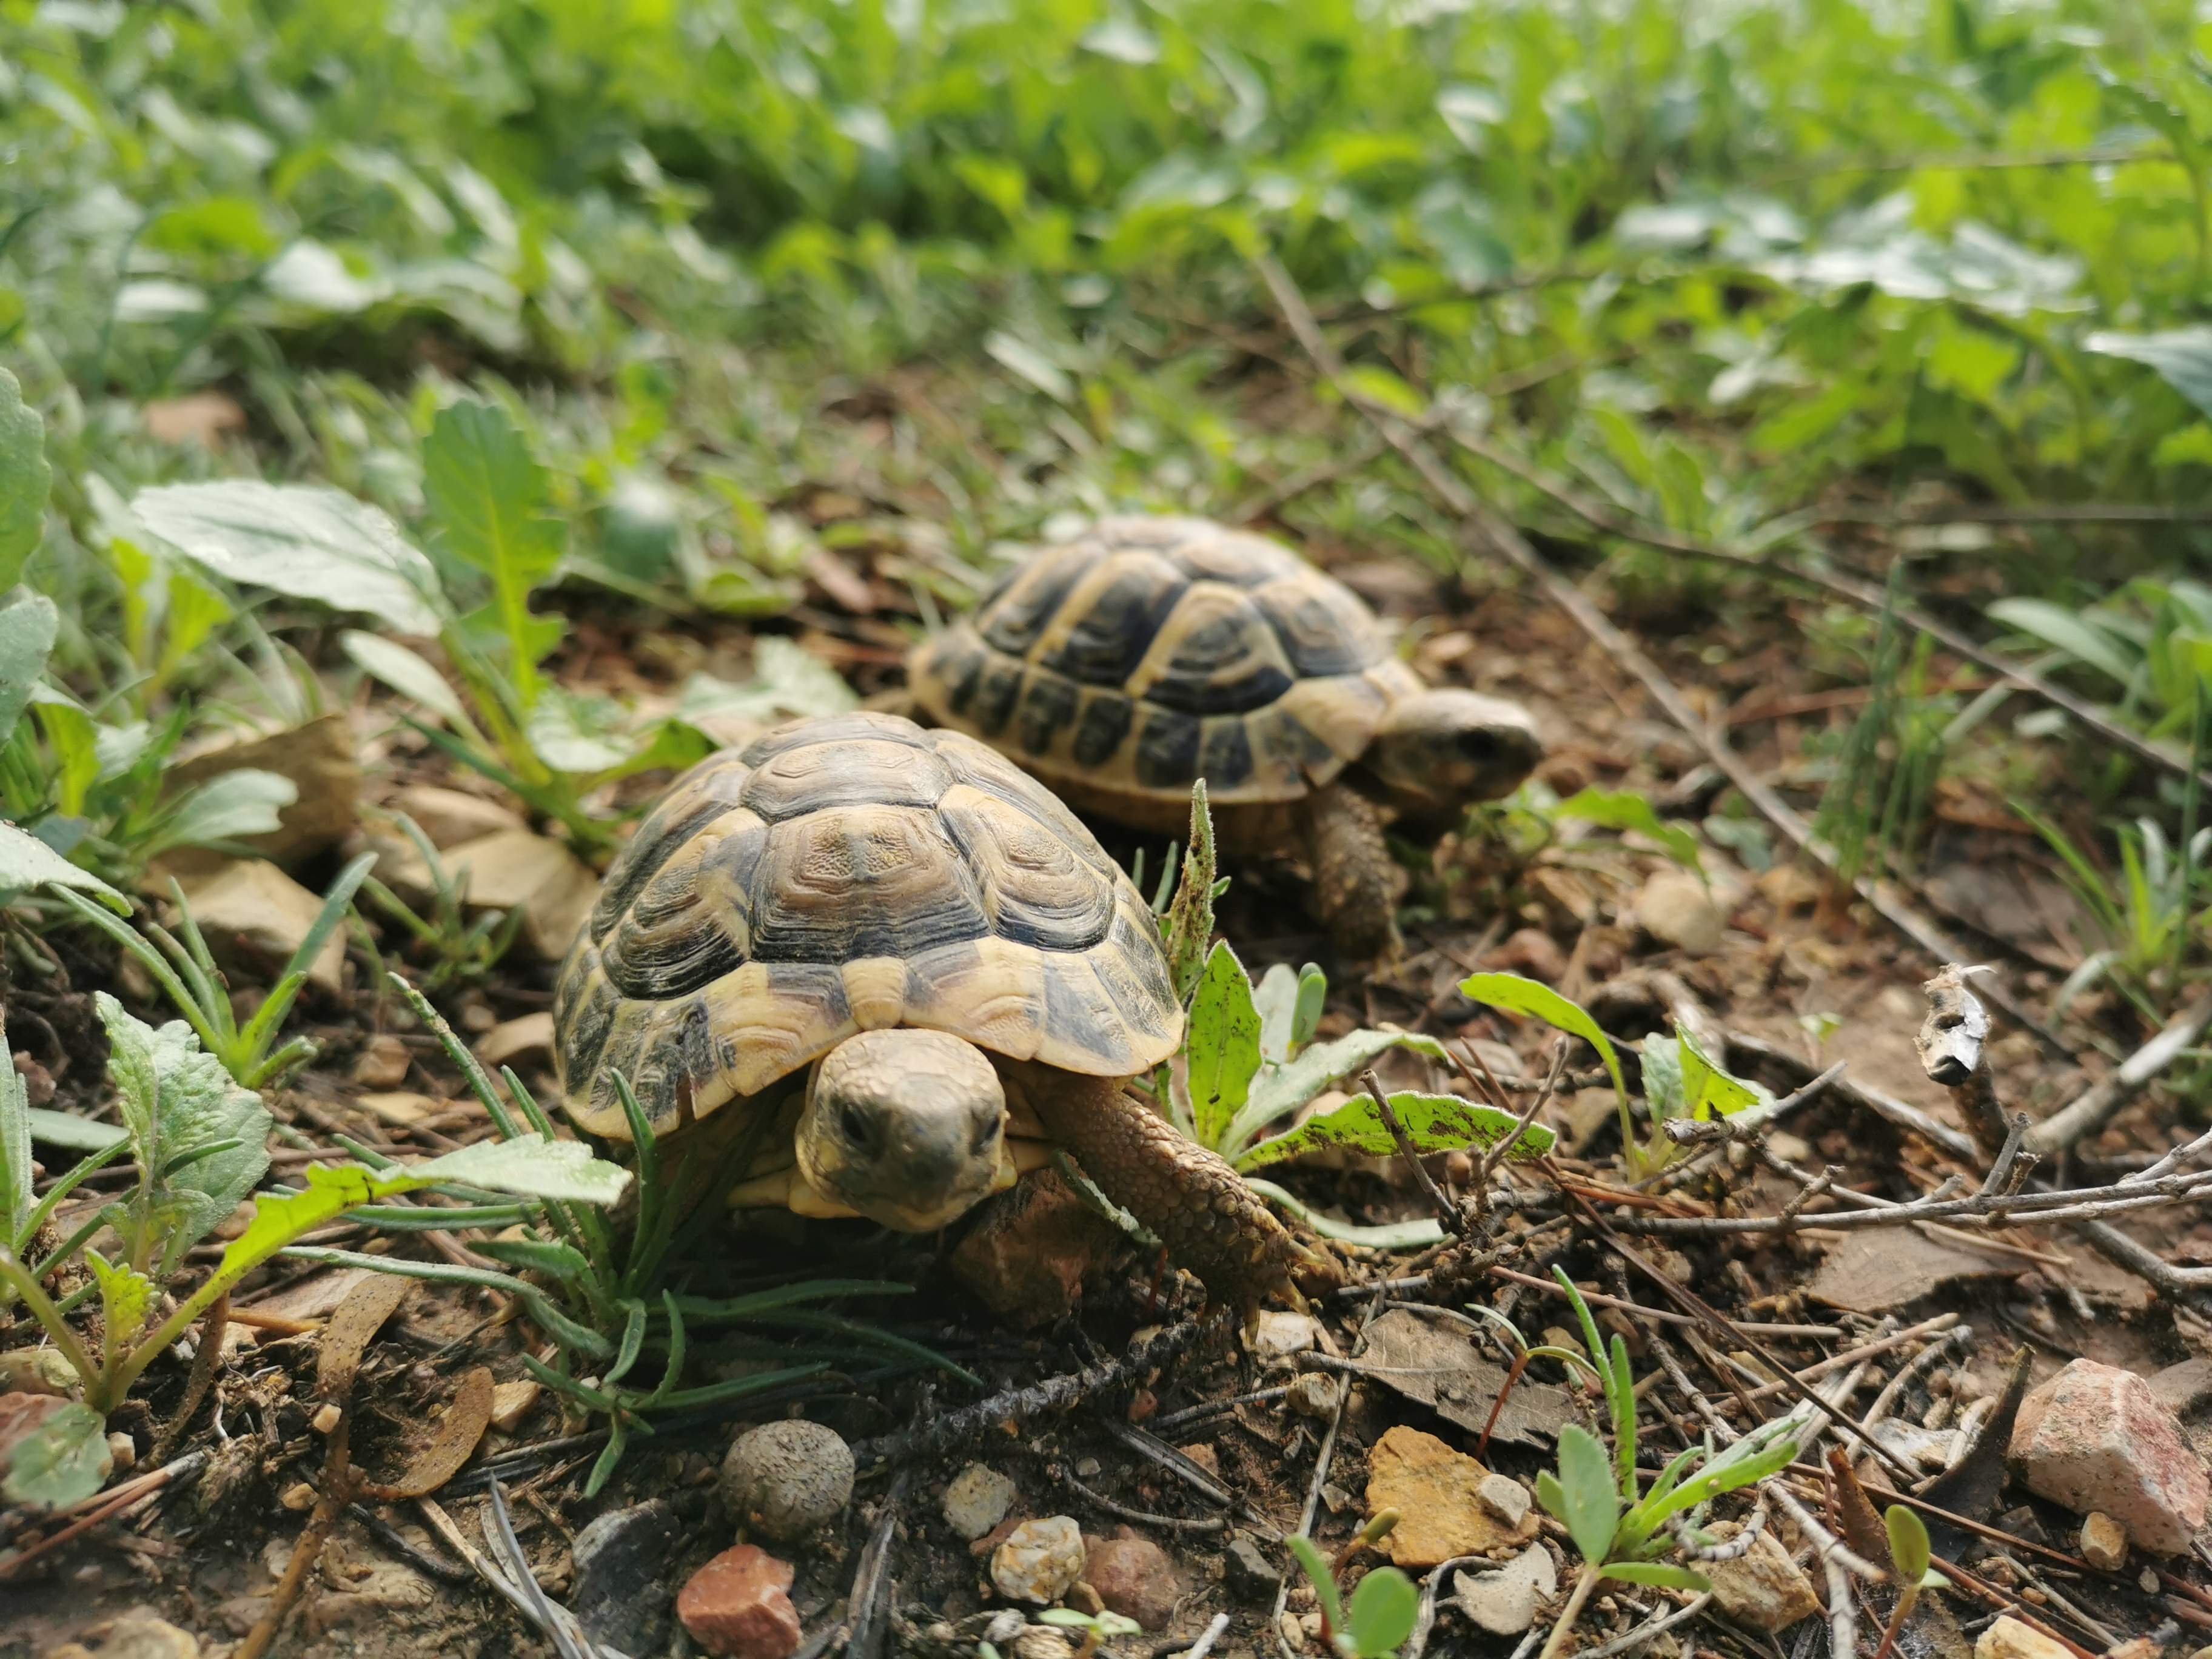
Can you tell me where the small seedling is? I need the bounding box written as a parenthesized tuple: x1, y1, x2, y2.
(58, 850, 377, 1088)
(1531, 1270, 1803, 1659)
(1871, 1504, 1940, 1659)
(358, 813, 525, 991)
(1037, 1609, 1143, 1658)
(1287, 1526, 1419, 1658)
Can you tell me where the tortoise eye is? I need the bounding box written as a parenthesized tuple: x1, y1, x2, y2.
(840, 1102, 874, 1147)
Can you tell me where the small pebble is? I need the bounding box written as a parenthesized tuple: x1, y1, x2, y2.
(991, 1517, 1086, 1604)
(106, 1432, 136, 1473)
(280, 1481, 317, 1512)
(1278, 1610, 1307, 1653)
(351, 1034, 412, 1090)
(1083, 1530, 1182, 1629)
(2080, 1512, 2128, 1572)
(1286, 1373, 1342, 1419)
(943, 1463, 1019, 1541)
(1247, 1312, 1319, 1358)
(1010, 1631, 1076, 1659)
(1074, 1457, 1101, 1480)
(720, 1420, 854, 1542)
(311, 1403, 343, 1435)
(1476, 1473, 1532, 1529)
(677, 1544, 802, 1659)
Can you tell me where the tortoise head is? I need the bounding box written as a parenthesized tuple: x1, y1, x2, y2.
(796, 1029, 1008, 1232)
(1362, 688, 1542, 818)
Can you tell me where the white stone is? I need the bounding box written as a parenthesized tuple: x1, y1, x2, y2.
(1246, 1311, 1319, 1358)
(1475, 1473, 1531, 1529)
(990, 1516, 1086, 1605)
(1452, 1544, 1557, 1636)
(943, 1463, 1018, 1541)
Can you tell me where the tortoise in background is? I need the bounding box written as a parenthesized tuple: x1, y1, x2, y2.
(552, 711, 1328, 1315)
(908, 515, 1543, 958)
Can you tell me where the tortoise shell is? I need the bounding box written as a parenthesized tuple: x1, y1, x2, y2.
(910, 515, 1424, 803)
(553, 712, 1182, 1139)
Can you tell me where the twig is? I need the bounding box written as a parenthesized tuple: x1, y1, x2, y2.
(1860, 1327, 1972, 1432)
(846, 1470, 909, 1659)
(1573, 1592, 1715, 1659)
(1727, 1031, 1977, 1159)
(1175, 1612, 1233, 1659)
(2026, 996, 2212, 1155)
(152, 1289, 229, 1465)
(1765, 1483, 1881, 1659)
(1058, 1469, 1230, 1534)
(236, 1415, 357, 1659)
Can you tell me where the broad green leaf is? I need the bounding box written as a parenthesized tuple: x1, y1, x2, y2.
(422, 400, 563, 701)
(677, 638, 860, 735)
(1162, 781, 1219, 1002)
(1236, 1088, 1554, 1170)
(1886, 1505, 1931, 1581)
(984, 332, 1074, 401)
(148, 769, 297, 856)
(2, 1401, 110, 1510)
(1224, 1027, 1451, 1156)
(1553, 788, 1701, 869)
(0, 369, 50, 590)
(342, 631, 471, 728)
(1986, 598, 2138, 688)
(1460, 974, 1626, 1105)
(527, 686, 651, 774)
(1243, 1178, 1445, 1250)
(89, 1251, 155, 1348)
(26, 1110, 129, 1151)
(1292, 964, 1327, 1052)
(1548, 1424, 1620, 1566)
(1600, 1562, 1711, 1590)
(95, 993, 273, 1272)
(2086, 327, 2212, 421)
(1344, 1564, 1421, 1656)
(1185, 941, 1261, 1150)
(1255, 962, 1301, 1064)
(1640, 1034, 1689, 1124)
(133, 481, 443, 634)
(0, 822, 126, 910)
(1677, 1029, 1766, 1118)
(409, 1134, 633, 1205)
(0, 589, 57, 745)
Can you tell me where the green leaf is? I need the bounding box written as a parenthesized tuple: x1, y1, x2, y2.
(1242, 1178, 1445, 1250)
(984, 332, 1075, 401)
(2, 1401, 110, 1510)
(95, 993, 273, 1272)
(475, 1235, 593, 1280)
(1553, 788, 1701, 868)
(409, 1134, 633, 1205)
(2086, 327, 2212, 421)
(1886, 1505, 1931, 1582)
(677, 638, 860, 732)
(1986, 598, 2139, 688)
(132, 481, 443, 635)
(1344, 1564, 1421, 1657)
(1285, 1535, 1345, 1634)
(1677, 1029, 1765, 1118)
(1292, 964, 1327, 1052)
(423, 400, 561, 700)
(1600, 1562, 1711, 1590)
(1548, 1424, 1621, 1566)
(0, 1054, 29, 1242)
(1224, 1026, 1451, 1156)
(0, 822, 126, 910)
(1185, 940, 1261, 1151)
(1236, 1088, 1554, 1171)
(0, 589, 57, 746)
(88, 1251, 155, 1349)
(26, 1109, 129, 1151)
(147, 769, 297, 857)
(1162, 781, 1219, 1002)
(1255, 963, 1302, 1065)
(342, 631, 471, 728)
(1459, 973, 1626, 1105)
(0, 367, 50, 590)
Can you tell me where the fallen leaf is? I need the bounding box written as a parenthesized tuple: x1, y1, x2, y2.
(362, 1365, 494, 1500)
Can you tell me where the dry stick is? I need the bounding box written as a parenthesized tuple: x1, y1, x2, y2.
(0, 1451, 209, 1581)
(236, 1415, 356, 1659)
(1766, 1483, 1879, 1659)
(2025, 995, 2212, 1155)
(1443, 421, 2212, 798)
(150, 1289, 229, 1465)
(1361, 1069, 1461, 1233)
(1727, 1031, 1977, 1159)
(1272, 1289, 1387, 1658)
(1252, 251, 2071, 1059)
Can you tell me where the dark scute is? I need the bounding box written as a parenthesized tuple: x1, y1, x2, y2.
(980, 552, 1089, 656)
(1039, 558, 1186, 685)
(1254, 586, 1381, 677)
(746, 820, 993, 964)
(1199, 719, 1255, 788)
(934, 639, 988, 716)
(603, 915, 746, 1000)
(990, 877, 1116, 953)
(739, 740, 951, 822)
(1015, 672, 1079, 756)
(739, 712, 925, 766)
(1071, 693, 1135, 767)
(971, 660, 1024, 736)
(554, 954, 619, 1086)
(1133, 708, 1202, 789)
(589, 764, 745, 939)
(1167, 533, 1301, 588)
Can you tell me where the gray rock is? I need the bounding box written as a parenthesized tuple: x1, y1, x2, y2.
(1225, 1533, 1282, 1597)
(1452, 1543, 1556, 1635)
(571, 1496, 689, 1657)
(1287, 1373, 1342, 1419)
(1475, 1473, 1531, 1529)
(720, 1419, 855, 1542)
(943, 1462, 1019, 1541)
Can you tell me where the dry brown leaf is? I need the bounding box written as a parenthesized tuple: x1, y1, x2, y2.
(361, 1366, 495, 1500)
(317, 1273, 412, 1401)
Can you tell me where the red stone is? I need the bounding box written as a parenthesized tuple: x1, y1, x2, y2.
(2009, 1359, 2209, 1555)
(677, 1545, 802, 1659)
(1083, 1529, 1183, 1629)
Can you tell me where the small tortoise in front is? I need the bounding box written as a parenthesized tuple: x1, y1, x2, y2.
(908, 515, 1542, 959)
(552, 711, 1328, 1315)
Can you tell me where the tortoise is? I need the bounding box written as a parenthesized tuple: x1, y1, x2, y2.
(551, 711, 1325, 1314)
(907, 515, 1543, 959)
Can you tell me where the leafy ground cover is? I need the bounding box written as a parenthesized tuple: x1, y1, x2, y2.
(10, 0, 2212, 1655)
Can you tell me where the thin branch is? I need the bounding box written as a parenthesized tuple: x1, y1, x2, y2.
(1362, 1068, 1461, 1233)
(2026, 996, 2212, 1155)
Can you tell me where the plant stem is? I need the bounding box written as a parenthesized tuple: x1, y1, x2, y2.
(1869, 1589, 1916, 1659)
(1537, 1563, 1604, 1659)
(0, 1246, 99, 1393)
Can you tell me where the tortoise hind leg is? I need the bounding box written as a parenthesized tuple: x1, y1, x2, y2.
(1009, 1066, 1336, 1321)
(1299, 782, 1404, 962)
